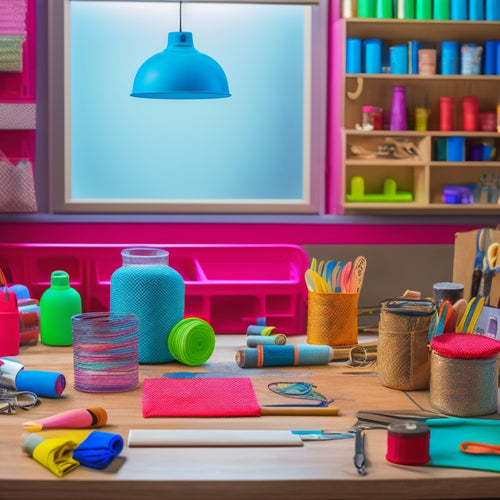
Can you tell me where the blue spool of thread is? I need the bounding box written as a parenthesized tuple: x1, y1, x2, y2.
(497, 42, 500, 75)
(469, 0, 484, 20)
(486, 0, 500, 20)
(346, 38, 362, 73)
(441, 41, 459, 75)
(450, 0, 467, 20)
(390, 44, 409, 74)
(364, 39, 382, 73)
(484, 41, 497, 75)
(235, 344, 334, 368)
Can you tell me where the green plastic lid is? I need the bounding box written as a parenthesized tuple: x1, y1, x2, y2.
(50, 270, 70, 288)
(168, 318, 216, 366)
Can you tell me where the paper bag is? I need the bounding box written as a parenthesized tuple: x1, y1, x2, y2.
(453, 228, 500, 307)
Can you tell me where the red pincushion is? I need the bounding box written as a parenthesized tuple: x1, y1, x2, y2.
(431, 333, 500, 359)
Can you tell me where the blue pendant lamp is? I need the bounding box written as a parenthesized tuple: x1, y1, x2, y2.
(131, 1, 230, 99)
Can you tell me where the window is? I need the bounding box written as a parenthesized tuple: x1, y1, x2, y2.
(49, 0, 328, 214)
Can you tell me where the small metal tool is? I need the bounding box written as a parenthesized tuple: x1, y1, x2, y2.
(353, 429, 366, 476)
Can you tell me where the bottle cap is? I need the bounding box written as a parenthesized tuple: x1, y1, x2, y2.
(50, 271, 70, 288)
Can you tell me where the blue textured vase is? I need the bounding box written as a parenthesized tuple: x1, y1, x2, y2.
(110, 248, 185, 364)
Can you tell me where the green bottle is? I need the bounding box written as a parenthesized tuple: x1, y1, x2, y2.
(40, 271, 82, 346)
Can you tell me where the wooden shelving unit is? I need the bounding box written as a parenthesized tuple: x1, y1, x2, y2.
(340, 18, 500, 215)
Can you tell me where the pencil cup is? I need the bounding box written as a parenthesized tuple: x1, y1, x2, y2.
(377, 299, 434, 391)
(306, 291, 358, 347)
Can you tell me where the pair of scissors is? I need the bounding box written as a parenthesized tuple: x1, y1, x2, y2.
(470, 229, 488, 298)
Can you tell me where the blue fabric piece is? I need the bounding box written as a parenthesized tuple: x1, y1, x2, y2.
(73, 430, 123, 469)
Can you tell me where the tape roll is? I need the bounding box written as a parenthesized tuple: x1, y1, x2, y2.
(168, 318, 216, 366)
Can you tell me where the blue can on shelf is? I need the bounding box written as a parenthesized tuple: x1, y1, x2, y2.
(346, 38, 362, 73)
(484, 41, 497, 75)
(364, 39, 382, 73)
(441, 41, 459, 75)
(450, 0, 467, 20)
(469, 0, 484, 20)
(486, 0, 500, 21)
(390, 44, 409, 74)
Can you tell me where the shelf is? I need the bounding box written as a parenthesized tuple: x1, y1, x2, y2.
(340, 16, 500, 215)
(346, 160, 426, 166)
(430, 161, 500, 167)
(346, 74, 500, 81)
(344, 18, 500, 43)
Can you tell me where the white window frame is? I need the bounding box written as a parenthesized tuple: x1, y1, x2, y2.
(47, 0, 328, 214)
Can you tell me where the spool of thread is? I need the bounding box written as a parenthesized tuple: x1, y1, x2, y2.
(415, 0, 432, 19)
(486, 0, 500, 20)
(414, 107, 429, 131)
(246, 335, 287, 347)
(441, 41, 459, 75)
(342, 0, 357, 18)
(235, 344, 334, 368)
(364, 39, 382, 73)
(484, 41, 497, 75)
(386, 421, 430, 465)
(440, 97, 455, 131)
(418, 49, 437, 75)
(247, 325, 277, 336)
(462, 96, 480, 131)
(357, 0, 375, 17)
(376, 0, 392, 18)
(432, 282, 464, 308)
(450, 0, 467, 20)
(397, 0, 415, 19)
(433, 0, 450, 19)
(167, 317, 216, 366)
(346, 38, 362, 73)
(469, 0, 484, 20)
(390, 45, 409, 74)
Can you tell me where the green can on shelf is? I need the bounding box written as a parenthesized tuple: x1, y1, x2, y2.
(40, 271, 82, 346)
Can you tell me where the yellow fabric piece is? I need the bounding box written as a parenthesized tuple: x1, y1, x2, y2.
(32, 437, 80, 477)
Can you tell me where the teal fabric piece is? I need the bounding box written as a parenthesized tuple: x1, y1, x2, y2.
(427, 417, 500, 472)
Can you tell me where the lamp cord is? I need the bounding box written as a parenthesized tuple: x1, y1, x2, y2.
(179, 0, 182, 32)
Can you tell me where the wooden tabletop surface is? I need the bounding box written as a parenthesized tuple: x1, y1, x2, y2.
(2, 334, 500, 500)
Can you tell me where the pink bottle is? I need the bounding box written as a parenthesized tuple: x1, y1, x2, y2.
(390, 86, 407, 131)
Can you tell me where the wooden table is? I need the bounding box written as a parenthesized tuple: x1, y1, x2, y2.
(2, 335, 500, 500)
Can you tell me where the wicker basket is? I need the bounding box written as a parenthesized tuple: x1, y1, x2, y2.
(377, 299, 434, 390)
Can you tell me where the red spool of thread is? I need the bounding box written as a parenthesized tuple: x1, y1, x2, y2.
(462, 96, 479, 131)
(386, 421, 430, 465)
(440, 97, 455, 131)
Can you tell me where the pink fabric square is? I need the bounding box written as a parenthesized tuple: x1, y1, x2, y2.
(142, 377, 261, 418)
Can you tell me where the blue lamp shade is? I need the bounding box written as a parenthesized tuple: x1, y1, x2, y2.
(131, 32, 230, 99)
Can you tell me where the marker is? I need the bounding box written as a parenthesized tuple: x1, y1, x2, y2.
(23, 407, 107, 432)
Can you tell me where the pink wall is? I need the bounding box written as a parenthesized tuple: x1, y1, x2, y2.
(0, 221, 481, 245)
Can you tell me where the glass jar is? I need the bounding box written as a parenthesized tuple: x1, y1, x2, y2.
(110, 248, 185, 363)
